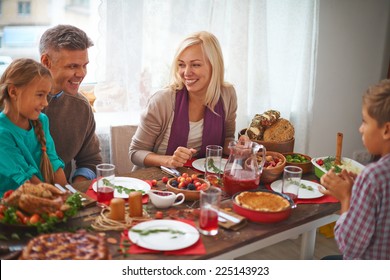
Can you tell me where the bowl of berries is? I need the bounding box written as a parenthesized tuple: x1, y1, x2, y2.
(257, 151, 286, 184)
(166, 173, 210, 201)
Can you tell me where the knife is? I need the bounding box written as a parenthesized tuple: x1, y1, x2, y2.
(64, 184, 87, 201)
(160, 166, 181, 177)
(54, 183, 66, 193)
(64, 184, 78, 194)
(0, 244, 24, 253)
(218, 211, 241, 224)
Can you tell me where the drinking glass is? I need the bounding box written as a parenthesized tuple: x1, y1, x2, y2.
(96, 163, 115, 207)
(204, 145, 223, 187)
(281, 166, 303, 203)
(199, 186, 221, 236)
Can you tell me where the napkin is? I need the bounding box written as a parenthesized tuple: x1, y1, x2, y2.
(86, 179, 149, 206)
(218, 209, 247, 231)
(120, 219, 206, 255)
(184, 158, 197, 168)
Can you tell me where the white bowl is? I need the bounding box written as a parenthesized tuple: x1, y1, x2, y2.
(311, 156, 365, 179)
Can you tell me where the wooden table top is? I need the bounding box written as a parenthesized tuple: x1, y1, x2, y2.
(0, 166, 340, 260)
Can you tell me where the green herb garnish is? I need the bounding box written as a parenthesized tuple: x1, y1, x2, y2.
(130, 228, 185, 238)
(102, 179, 145, 195)
(286, 179, 314, 191)
(322, 157, 342, 173)
(299, 183, 314, 191)
(207, 158, 223, 174)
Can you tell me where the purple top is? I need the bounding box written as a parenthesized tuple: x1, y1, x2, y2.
(166, 88, 225, 158)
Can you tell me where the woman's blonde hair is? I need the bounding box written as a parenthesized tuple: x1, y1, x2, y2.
(363, 79, 390, 127)
(0, 58, 55, 183)
(168, 31, 230, 112)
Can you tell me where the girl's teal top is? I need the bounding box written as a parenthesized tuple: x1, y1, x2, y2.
(0, 112, 64, 197)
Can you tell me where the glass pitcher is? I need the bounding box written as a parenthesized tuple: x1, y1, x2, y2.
(223, 139, 266, 196)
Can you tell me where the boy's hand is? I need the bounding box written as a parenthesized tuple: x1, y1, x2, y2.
(320, 169, 353, 213)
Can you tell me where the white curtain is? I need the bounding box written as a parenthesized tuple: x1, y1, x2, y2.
(95, 0, 318, 153)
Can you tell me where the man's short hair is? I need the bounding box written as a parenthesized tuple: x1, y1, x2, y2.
(39, 24, 93, 55)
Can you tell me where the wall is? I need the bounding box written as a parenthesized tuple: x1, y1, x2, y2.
(308, 0, 390, 159)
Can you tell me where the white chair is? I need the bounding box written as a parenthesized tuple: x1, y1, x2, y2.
(109, 125, 138, 176)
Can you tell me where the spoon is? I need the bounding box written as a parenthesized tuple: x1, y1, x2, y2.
(335, 132, 343, 165)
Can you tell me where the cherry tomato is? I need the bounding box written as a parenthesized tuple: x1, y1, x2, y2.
(182, 173, 189, 178)
(155, 211, 163, 219)
(0, 204, 6, 214)
(22, 216, 29, 224)
(3, 190, 14, 199)
(29, 214, 40, 224)
(151, 179, 157, 186)
(55, 210, 64, 219)
(162, 176, 169, 183)
(191, 174, 198, 180)
(15, 210, 26, 223)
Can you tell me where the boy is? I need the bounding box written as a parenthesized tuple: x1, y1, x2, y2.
(320, 79, 390, 259)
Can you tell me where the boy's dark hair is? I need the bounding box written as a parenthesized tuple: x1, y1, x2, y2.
(363, 79, 390, 127)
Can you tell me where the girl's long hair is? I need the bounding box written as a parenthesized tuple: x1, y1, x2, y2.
(0, 58, 55, 183)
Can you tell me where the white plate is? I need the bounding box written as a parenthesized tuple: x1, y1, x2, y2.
(92, 177, 151, 199)
(128, 220, 200, 251)
(192, 158, 228, 173)
(270, 179, 324, 199)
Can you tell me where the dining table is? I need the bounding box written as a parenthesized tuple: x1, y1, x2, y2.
(0, 166, 340, 260)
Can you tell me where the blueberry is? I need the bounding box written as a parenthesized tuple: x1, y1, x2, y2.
(171, 180, 178, 187)
(187, 183, 196, 190)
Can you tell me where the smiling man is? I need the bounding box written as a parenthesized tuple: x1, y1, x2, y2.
(40, 25, 102, 183)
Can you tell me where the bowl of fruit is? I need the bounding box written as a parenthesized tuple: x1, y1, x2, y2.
(166, 173, 210, 201)
(283, 152, 313, 174)
(257, 151, 286, 184)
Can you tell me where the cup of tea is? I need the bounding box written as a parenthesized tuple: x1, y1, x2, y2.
(198, 186, 221, 236)
(148, 190, 185, 209)
(96, 163, 115, 207)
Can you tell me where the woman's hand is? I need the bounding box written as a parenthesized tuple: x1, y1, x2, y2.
(165, 147, 197, 168)
(320, 169, 354, 213)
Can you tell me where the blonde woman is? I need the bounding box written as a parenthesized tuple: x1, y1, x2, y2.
(130, 31, 237, 169)
(0, 58, 67, 196)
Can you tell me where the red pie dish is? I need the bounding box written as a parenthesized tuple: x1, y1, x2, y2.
(232, 190, 294, 223)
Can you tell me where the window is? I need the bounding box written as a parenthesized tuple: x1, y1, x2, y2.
(18, 1, 31, 15)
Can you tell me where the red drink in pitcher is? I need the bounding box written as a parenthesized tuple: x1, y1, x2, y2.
(223, 170, 259, 196)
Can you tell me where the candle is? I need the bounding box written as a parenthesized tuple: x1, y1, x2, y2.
(128, 191, 143, 217)
(109, 198, 125, 221)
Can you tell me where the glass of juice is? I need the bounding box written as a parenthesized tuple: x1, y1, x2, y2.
(204, 145, 223, 187)
(96, 163, 115, 207)
(282, 166, 302, 203)
(198, 186, 221, 236)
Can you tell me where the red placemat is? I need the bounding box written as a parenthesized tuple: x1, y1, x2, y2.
(86, 179, 150, 206)
(120, 219, 206, 255)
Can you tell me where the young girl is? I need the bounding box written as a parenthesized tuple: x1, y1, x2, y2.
(0, 58, 67, 196)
